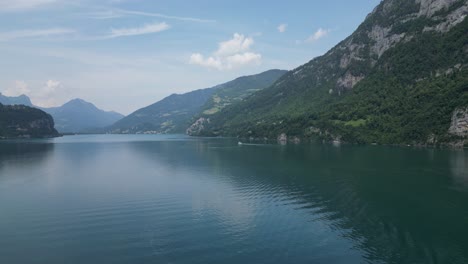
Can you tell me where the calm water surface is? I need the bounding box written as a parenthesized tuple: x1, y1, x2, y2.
(0, 135, 467, 264)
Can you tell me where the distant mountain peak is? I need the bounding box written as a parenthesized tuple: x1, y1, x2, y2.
(0, 93, 33, 107)
(69, 98, 86, 103)
(43, 98, 124, 133)
(0, 93, 124, 134)
(64, 98, 94, 106)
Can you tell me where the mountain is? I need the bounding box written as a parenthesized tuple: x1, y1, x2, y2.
(199, 69, 287, 116)
(109, 88, 216, 134)
(0, 103, 59, 138)
(0, 94, 124, 133)
(0, 93, 33, 106)
(109, 69, 286, 134)
(189, 0, 468, 147)
(43, 99, 124, 133)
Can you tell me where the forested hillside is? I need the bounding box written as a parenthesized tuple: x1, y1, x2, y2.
(0, 103, 59, 138)
(189, 0, 468, 147)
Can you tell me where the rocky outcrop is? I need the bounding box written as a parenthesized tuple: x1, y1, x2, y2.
(422, 0, 468, 33)
(186, 117, 210, 136)
(320, 0, 466, 94)
(369, 25, 407, 58)
(336, 73, 365, 91)
(331, 0, 468, 94)
(417, 0, 462, 17)
(276, 133, 301, 144)
(449, 107, 468, 137)
(277, 133, 287, 143)
(339, 44, 366, 69)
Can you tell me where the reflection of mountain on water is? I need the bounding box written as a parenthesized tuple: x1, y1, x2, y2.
(224, 145, 468, 264)
(129, 140, 468, 263)
(450, 150, 468, 190)
(0, 141, 54, 166)
(0, 141, 55, 185)
(47, 139, 463, 263)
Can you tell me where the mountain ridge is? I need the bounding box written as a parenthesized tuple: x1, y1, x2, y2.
(42, 98, 124, 133)
(0, 94, 124, 133)
(0, 93, 33, 107)
(108, 69, 287, 134)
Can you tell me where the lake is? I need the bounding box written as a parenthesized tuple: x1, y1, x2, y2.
(0, 135, 467, 263)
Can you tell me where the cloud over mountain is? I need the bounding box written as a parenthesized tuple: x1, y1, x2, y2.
(190, 33, 262, 70)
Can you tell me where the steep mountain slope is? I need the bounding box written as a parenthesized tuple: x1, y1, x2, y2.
(0, 93, 33, 106)
(109, 70, 286, 134)
(108, 88, 215, 134)
(0, 103, 59, 138)
(199, 69, 287, 115)
(43, 99, 124, 133)
(191, 0, 468, 146)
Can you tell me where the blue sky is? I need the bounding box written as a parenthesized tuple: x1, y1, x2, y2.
(0, 0, 380, 114)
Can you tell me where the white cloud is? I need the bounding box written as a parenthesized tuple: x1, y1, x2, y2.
(33, 79, 63, 107)
(277, 24, 287, 33)
(118, 10, 215, 23)
(0, 28, 75, 41)
(225, 52, 262, 67)
(4, 45, 170, 70)
(105, 22, 170, 39)
(189, 53, 222, 70)
(88, 10, 124, 19)
(190, 33, 262, 71)
(306, 28, 330, 43)
(0, 0, 57, 11)
(3, 80, 31, 96)
(89, 9, 215, 23)
(189, 52, 261, 71)
(2, 79, 64, 107)
(43, 79, 60, 94)
(215, 33, 254, 56)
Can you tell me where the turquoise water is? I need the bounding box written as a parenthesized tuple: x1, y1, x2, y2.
(0, 135, 467, 263)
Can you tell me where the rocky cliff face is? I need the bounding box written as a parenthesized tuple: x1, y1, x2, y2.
(186, 118, 212, 136)
(0, 104, 60, 138)
(222, 0, 466, 103)
(330, 0, 467, 93)
(449, 107, 468, 136)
